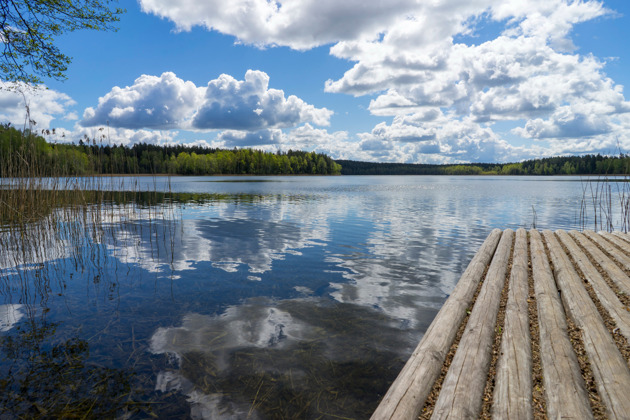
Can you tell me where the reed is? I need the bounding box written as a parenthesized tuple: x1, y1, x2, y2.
(0, 116, 181, 418)
(579, 174, 630, 232)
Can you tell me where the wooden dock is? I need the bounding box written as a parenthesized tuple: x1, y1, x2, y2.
(372, 229, 630, 420)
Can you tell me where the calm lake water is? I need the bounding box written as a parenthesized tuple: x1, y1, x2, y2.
(0, 175, 621, 418)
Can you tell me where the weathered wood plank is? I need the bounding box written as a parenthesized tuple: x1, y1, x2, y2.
(599, 231, 630, 257)
(431, 229, 514, 420)
(569, 231, 630, 297)
(583, 230, 630, 271)
(530, 230, 593, 420)
(492, 228, 532, 420)
(556, 230, 630, 344)
(543, 230, 630, 419)
(611, 231, 630, 244)
(370, 229, 503, 420)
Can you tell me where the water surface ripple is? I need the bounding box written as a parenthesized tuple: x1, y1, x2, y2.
(0, 175, 613, 418)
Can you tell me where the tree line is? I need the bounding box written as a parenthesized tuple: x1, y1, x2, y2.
(337, 154, 630, 176)
(5, 125, 630, 178)
(0, 126, 342, 176)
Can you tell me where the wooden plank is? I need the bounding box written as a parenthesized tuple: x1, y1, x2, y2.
(612, 231, 630, 244)
(371, 229, 503, 420)
(583, 230, 630, 271)
(569, 231, 630, 297)
(529, 230, 593, 420)
(599, 231, 630, 256)
(492, 228, 532, 420)
(431, 229, 514, 420)
(543, 230, 630, 419)
(556, 230, 630, 344)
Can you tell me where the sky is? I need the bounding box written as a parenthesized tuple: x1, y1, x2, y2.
(1, 0, 630, 164)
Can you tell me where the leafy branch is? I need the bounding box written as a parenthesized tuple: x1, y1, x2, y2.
(1, 0, 124, 84)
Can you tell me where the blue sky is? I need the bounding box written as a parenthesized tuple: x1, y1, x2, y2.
(2, 0, 630, 163)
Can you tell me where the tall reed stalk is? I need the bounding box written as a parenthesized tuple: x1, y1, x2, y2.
(0, 117, 173, 297)
(0, 113, 180, 417)
(579, 174, 630, 232)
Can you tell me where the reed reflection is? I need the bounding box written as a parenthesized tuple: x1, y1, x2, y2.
(0, 304, 24, 332)
(0, 187, 182, 418)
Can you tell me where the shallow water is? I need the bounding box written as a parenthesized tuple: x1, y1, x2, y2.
(0, 175, 621, 418)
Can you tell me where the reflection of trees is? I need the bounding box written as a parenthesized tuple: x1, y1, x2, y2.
(0, 186, 185, 305)
(0, 184, 171, 226)
(0, 314, 144, 418)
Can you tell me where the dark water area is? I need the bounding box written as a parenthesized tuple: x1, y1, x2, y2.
(0, 175, 617, 418)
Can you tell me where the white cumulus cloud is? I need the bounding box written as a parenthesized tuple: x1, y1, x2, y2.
(7, 0, 630, 163)
(138, 0, 422, 50)
(81, 72, 204, 129)
(319, 0, 630, 161)
(47, 125, 179, 147)
(193, 70, 332, 130)
(216, 129, 283, 147)
(81, 70, 331, 132)
(356, 112, 543, 164)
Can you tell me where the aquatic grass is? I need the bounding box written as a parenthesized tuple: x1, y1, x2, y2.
(0, 195, 181, 418)
(0, 119, 185, 418)
(0, 318, 149, 419)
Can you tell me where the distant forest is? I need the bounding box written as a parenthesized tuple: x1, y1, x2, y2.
(0, 126, 342, 176)
(338, 155, 630, 176)
(4, 125, 630, 177)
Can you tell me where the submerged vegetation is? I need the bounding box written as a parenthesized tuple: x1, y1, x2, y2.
(0, 318, 146, 418)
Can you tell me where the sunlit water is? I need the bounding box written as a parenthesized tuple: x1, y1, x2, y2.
(0, 175, 620, 418)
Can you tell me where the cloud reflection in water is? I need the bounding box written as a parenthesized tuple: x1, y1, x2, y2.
(1, 177, 601, 418)
(148, 297, 423, 419)
(0, 304, 24, 332)
(108, 211, 331, 276)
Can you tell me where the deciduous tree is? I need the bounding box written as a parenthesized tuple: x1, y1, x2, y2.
(1, 0, 124, 84)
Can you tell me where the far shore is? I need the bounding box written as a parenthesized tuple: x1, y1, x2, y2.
(79, 173, 630, 177)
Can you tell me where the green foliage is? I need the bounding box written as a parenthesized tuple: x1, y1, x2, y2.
(337, 154, 630, 176)
(0, 126, 343, 176)
(499, 163, 524, 175)
(335, 160, 444, 175)
(1, 0, 124, 83)
(8, 125, 630, 178)
(442, 165, 483, 175)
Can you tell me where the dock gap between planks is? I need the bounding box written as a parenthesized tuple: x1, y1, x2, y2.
(372, 228, 630, 420)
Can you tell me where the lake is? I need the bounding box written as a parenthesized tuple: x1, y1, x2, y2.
(0, 175, 623, 418)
